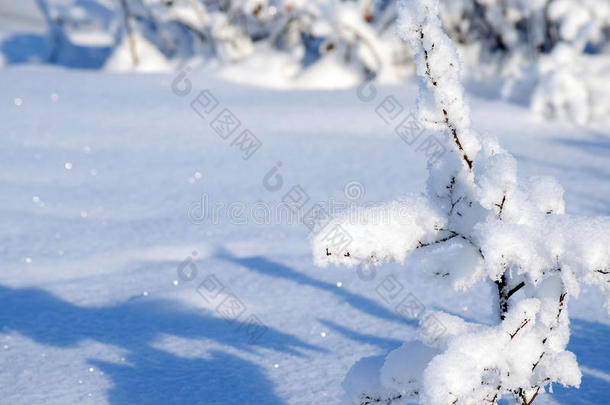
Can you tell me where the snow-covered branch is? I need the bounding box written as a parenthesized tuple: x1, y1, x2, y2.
(312, 196, 446, 267)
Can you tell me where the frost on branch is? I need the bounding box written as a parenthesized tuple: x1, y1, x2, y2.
(311, 0, 610, 404)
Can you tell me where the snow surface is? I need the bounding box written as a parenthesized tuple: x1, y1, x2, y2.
(1, 66, 609, 404)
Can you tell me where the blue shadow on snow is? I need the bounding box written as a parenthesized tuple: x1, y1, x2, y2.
(216, 251, 413, 326)
(0, 284, 322, 404)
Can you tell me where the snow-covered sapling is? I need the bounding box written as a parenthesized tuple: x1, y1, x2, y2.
(312, 0, 610, 404)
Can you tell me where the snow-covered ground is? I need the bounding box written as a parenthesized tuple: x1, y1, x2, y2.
(1, 66, 609, 404)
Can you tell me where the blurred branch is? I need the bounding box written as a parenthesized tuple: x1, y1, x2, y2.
(119, 0, 139, 67)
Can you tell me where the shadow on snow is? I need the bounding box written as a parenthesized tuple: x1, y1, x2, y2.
(0, 284, 322, 404)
